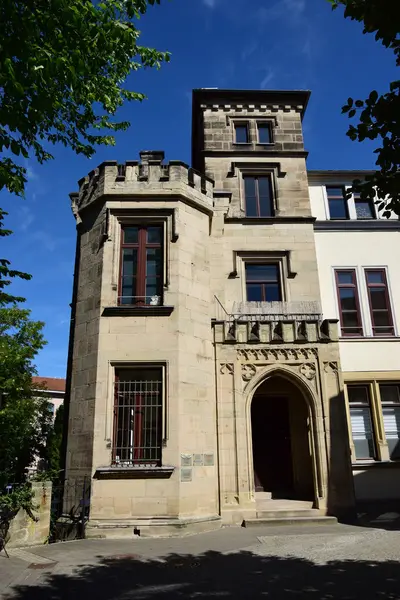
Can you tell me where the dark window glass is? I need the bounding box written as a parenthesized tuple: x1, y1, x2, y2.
(327, 186, 349, 220)
(335, 270, 363, 336)
(245, 264, 281, 302)
(113, 367, 163, 466)
(348, 385, 376, 460)
(244, 176, 273, 217)
(123, 226, 139, 244)
(258, 123, 272, 144)
(365, 269, 394, 336)
(354, 192, 375, 220)
(380, 384, 400, 460)
(119, 225, 163, 306)
(235, 123, 249, 143)
(337, 272, 354, 285)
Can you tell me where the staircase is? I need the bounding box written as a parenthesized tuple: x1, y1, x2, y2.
(242, 493, 337, 527)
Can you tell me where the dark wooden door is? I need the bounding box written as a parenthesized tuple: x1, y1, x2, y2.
(251, 396, 294, 494)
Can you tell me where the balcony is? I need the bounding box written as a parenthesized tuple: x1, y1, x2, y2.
(213, 297, 338, 344)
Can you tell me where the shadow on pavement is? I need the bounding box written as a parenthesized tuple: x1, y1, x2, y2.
(4, 549, 400, 599)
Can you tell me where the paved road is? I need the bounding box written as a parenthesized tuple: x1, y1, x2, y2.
(1, 523, 400, 599)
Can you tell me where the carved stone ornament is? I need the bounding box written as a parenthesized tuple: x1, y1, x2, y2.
(323, 361, 339, 374)
(241, 364, 257, 381)
(237, 348, 318, 362)
(300, 363, 317, 380)
(220, 363, 234, 375)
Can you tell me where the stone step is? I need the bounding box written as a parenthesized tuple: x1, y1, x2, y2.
(243, 515, 338, 527)
(256, 499, 314, 511)
(256, 509, 321, 519)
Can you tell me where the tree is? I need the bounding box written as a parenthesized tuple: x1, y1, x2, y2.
(0, 0, 169, 197)
(45, 404, 65, 479)
(329, 1, 400, 216)
(0, 306, 51, 489)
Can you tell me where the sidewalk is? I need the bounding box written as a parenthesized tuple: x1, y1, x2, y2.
(1, 523, 399, 599)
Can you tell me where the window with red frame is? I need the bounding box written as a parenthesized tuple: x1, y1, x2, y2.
(244, 176, 274, 217)
(112, 367, 163, 466)
(365, 269, 394, 336)
(335, 270, 363, 336)
(119, 225, 163, 306)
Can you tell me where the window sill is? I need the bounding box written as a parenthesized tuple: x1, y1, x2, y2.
(102, 306, 174, 317)
(340, 336, 400, 342)
(224, 216, 315, 225)
(94, 466, 175, 479)
(352, 460, 400, 470)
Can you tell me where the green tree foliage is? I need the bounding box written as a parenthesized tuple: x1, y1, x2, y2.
(45, 404, 65, 480)
(0, 209, 32, 306)
(0, 307, 51, 489)
(329, 1, 400, 215)
(0, 0, 169, 197)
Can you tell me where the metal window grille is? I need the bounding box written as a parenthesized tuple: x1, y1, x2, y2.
(113, 369, 162, 466)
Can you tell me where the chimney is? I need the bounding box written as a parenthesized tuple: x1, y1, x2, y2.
(139, 150, 165, 165)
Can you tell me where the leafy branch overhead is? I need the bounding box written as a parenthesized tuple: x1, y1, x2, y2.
(329, 0, 400, 216)
(0, 0, 169, 197)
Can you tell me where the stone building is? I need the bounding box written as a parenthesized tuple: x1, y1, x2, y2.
(64, 89, 363, 537)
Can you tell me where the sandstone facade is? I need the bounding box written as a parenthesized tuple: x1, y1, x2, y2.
(64, 90, 355, 537)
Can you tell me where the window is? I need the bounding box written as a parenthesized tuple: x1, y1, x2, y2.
(234, 122, 249, 144)
(257, 122, 272, 144)
(354, 192, 375, 220)
(365, 269, 394, 336)
(244, 176, 274, 217)
(327, 186, 349, 220)
(113, 367, 163, 466)
(380, 385, 400, 460)
(246, 263, 282, 302)
(335, 270, 363, 336)
(119, 225, 163, 306)
(348, 386, 376, 460)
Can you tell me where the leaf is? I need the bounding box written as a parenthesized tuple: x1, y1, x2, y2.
(369, 90, 378, 103)
(355, 100, 364, 107)
(348, 109, 356, 118)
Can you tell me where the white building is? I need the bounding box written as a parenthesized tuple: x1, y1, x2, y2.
(32, 376, 65, 419)
(309, 171, 400, 503)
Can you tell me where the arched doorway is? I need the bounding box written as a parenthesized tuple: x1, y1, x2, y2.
(251, 374, 314, 501)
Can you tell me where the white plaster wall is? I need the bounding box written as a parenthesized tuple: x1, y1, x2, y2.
(308, 185, 327, 220)
(314, 229, 400, 373)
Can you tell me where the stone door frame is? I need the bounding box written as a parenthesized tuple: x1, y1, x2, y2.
(244, 364, 327, 510)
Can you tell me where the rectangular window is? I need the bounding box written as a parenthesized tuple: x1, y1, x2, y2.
(380, 384, 400, 460)
(327, 186, 349, 220)
(119, 225, 163, 306)
(365, 269, 394, 336)
(354, 192, 375, 219)
(257, 122, 272, 144)
(348, 385, 376, 460)
(335, 270, 363, 336)
(244, 176, 274, 217)
(234, 122, 249, 144)
(246, 263, 282, 302)
(113, 367, 163, 466)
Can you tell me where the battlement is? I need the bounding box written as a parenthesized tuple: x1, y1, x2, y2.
(71, 150, 215, 218)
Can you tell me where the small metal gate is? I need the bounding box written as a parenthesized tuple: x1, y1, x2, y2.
(50, 477, 91, 542)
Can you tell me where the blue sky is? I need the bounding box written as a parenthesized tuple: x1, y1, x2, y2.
(1, 0, 398, 378)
